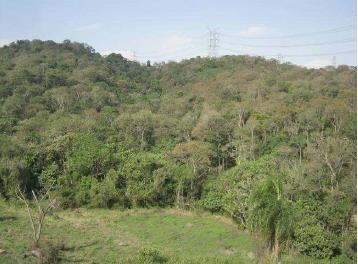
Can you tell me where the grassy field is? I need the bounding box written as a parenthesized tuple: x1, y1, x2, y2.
(0, 202, 257, 263)
(0, 202, 331, 263)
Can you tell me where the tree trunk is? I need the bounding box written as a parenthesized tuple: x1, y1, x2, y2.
(250, 127, 254, 160)
(140, 130, 145, 150)
(273, 235, 281, 264)
(176, 180, 183, 209)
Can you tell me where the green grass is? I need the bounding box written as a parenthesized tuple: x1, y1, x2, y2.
(0, 203, 340, 263)
(0, 203, 256, 263)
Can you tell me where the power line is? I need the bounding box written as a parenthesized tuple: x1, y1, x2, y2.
(283, 50, 357, 57)
(220, 38, 356, 48)
(118, 24, 356, 63)
(220, 48, 356, 58)
(220, 24, 356, 39)
(135, 47, 356, 62)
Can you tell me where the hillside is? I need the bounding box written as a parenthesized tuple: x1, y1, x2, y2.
(0, 40, 356, 262)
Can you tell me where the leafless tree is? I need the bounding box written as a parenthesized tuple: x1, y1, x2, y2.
(15, 183, 57, 247)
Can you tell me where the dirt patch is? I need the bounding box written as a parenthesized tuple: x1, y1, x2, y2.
(185, 223, 193, 228)
(219, 247, 239, 256)
(117, 240, 127, 247)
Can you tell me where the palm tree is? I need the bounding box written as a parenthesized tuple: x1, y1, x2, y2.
(248, 176, 294, 263)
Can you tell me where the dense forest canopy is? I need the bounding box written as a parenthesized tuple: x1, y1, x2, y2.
(0, 40, 356, 261)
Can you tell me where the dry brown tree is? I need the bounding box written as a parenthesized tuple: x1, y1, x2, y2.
(15, 183, 57, 248)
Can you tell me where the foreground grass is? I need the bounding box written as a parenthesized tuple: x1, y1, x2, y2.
(0, 203, 257, 263)
(0, 202, 344, 263)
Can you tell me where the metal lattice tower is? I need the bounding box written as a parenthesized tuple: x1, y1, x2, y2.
(208, 30, 219, 57)
(276, 53, 283, 64)
(132, 51, 137, 61)
(332, 56, 337, 68)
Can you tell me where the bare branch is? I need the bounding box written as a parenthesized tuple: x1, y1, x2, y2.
(16, 186, 37, 242)
(39, 180, 56, 202)
(15, 184, 57, 247)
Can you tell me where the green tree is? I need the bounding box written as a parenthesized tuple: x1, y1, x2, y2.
(172, 141, 212, 200)
(249, 176, 294, 263)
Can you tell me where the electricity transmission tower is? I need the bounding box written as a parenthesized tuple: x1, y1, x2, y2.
(276, 53, 283, 64)
(132, 51, 137, 61)
(275, 54, 283, 90)
(208, 30, 219, 57)
(332, 56, 337, 68)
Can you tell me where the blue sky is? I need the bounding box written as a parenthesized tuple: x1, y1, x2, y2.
(0, 0, 356, 67)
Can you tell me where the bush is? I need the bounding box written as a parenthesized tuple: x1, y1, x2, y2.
(136, 247, 168, 263)
(90, 169, 119, 208)
(293, 199, 341, 259)
(330, 254, 356, 264)
(200, 188, 223, 213)
(29, 241, 65, 264)
(293, 219, 339, 259)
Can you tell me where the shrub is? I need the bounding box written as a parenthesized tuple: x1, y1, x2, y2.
(293, 218, 339, 259)
(137, 247, 168, 263)
(293, 199, 340, 259)
(90, 169, 119, 208)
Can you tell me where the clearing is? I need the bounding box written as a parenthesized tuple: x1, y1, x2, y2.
(0, 203, 323, 263)
(0, 204, 255, 263)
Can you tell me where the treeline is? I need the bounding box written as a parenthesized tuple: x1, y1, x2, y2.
(0, 40, 356, 261)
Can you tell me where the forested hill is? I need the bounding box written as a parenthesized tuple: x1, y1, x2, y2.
(0, 40, 356, 260)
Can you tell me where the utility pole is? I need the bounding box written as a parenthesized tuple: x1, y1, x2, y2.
(208, 30, 219, 58)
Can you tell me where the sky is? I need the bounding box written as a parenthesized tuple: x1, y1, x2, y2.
(0, 0, 356, 68)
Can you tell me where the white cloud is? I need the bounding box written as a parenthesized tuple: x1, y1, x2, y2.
(0, 39, 11, 47)
(239, 26, 266, 37)
(101, 50, 136, 60)
(162, 34, 192, 52)
(75, 23, 103, 32)
(305, 59, 332, 69)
